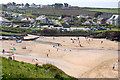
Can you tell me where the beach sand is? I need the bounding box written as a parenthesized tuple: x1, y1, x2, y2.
(0, 36, 119, 78)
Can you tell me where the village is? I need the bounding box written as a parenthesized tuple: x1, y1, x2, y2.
(0, 1, 120, 79)
(1, 2, 120, 32)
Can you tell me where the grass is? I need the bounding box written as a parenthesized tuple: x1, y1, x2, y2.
(1, 57, 76, 79)
(83, 8, 118, 13)
(0, 31, 21, 35)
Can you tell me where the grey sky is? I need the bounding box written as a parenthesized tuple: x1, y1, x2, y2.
(0, 0, 119, 8)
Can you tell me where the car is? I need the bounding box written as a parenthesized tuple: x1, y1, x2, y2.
(0, 37, 2, 40)
(9, 37, 16, 40)
(2, 37, 9, 40)
(101, 26, 107, 30)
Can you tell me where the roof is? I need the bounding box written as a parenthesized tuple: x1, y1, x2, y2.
(62, 17, 72, 21)
(97, 18, 106, 21)
(21, 17, 34, 21)
(0, 16, 10, 22)
(36, 15, 46, 20)
(109, 15, 119, 20)
(98, 14, 113, 19)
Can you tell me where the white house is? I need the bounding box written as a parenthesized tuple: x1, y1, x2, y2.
(21, 17, 35, 23)
(7, 5, 16, 10)
(77, 15, 88, 18)
(12, 14, 25, 21)
(36, 15, 48, 23)
(107, 14, 120, 26)
(0, 16, 10, 23)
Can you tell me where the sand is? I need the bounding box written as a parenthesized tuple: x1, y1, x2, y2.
(0, 36, 119, 78)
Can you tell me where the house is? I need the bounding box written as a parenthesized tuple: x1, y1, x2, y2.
(62, 23, 70, 28)
(13, 14, 25, 21)
(36, 15, 49, 23)
(0, 16, 10, 23)
(77, 15, 88, 18)
(21, 17, 35, 23)
(54, 3, 63, 8)
(83, 20, 95, 25)
(106, 14, 120, 26)
(7, 5, 16, 10)
(97, 18, 106, 24)
(98, 13, 113, 20)
(62, 17, 73, 23)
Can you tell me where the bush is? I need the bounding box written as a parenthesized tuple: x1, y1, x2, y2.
(12, 20, 30, 24)
(41, 29, 58, 34)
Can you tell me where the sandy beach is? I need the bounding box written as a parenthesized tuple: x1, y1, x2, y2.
(0, 36, 118, 78)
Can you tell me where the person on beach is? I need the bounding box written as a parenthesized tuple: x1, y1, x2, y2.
(53, 37, 55, 40)
(48, 50, 50, 52)
(13, 56, 15, 60)
(47, 54, 49, 57)
(101, 41, 103, 44)
(64, 49, 66, 51)
(72, 40, 74, 43)
(57, 48, 59, 51)
(89, 39, 90, 41)
(113, 64, 115, 70)
(32, 58, 38, 62)
(2, 49, 5, 54)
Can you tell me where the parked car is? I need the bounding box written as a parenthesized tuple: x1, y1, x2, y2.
(2, 37, 9, 40)
(97, 26, 107, 30)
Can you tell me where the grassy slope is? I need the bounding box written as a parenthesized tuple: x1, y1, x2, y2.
(1, 57, 76, 79)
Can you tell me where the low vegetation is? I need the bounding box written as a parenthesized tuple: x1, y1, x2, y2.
(1, 57, 76, 79)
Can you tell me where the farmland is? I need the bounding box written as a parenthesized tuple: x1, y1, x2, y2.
(83, 8, 119, 14)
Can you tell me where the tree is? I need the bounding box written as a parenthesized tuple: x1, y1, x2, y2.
(21, 3, 24, 6)
(94, 12, 103, 18)
(79, 18, 87, 23)
(25, 3, 30, 7)
(12, 2, 16, 5)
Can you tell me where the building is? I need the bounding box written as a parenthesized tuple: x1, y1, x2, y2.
(97, 18, 106, 24)
(21, 17, 35, 23)
(98, 13, 113, 20)
(77, 15, 88, 18)
(107, 14, 120, 26)
(12, 14, 25, 21)
(54, 3, 63, 8)
(36, 15, 48, 23)
(0, 16, 10, 23)
(64, 3, 69, 7)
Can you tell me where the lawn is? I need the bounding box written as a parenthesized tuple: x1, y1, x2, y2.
(0, 31, 21, 35)
(1, 57, 76, 79)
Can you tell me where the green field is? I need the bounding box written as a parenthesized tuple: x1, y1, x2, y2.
(0, 31, 21, 35)
(1, 57, 76, 79)
(83, 8, 118, 13)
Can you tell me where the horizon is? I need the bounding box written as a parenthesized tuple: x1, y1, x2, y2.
(0, 0, 120, 8)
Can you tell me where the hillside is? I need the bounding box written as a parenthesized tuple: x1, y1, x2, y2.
(1, 57, 76, 79)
